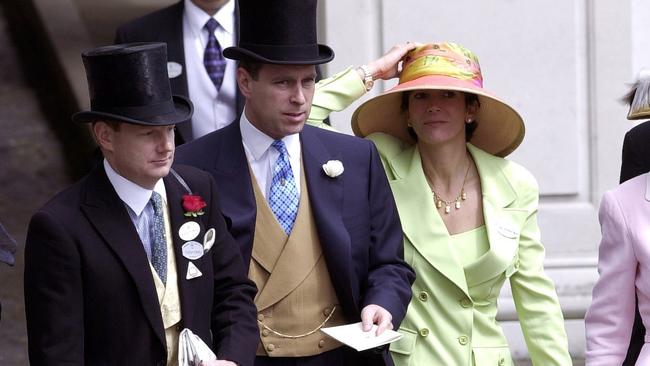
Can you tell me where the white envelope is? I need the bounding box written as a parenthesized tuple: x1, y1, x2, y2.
(178, 328, 217, 366)
(321, 322, 403, 352)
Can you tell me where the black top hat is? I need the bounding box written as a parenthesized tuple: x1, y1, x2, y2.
(72, 42, 193, 125)
(223, 0, 334, 65)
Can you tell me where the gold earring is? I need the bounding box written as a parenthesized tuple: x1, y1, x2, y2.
(466, 117, 473, 123)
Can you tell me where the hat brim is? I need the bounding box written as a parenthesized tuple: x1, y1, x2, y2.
(72, 95, 193, 126)
(627, 107, 650, 120)
(223, 44, 334, 65)
(352, 75, 525, 157)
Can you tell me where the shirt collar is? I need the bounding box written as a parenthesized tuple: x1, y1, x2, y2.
(184, 0, 234, 36)
(103, 159, 167, 216)
(239, 110, 300, 161)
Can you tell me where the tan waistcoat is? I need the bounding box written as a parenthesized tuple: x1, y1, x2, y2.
(249, 167, 346, 357)
(151, 193, 181, 366)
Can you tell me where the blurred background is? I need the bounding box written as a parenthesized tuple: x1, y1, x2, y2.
(1, 0, 649, 364)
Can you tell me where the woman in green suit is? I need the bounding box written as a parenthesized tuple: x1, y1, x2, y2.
(309, 42, 571, 365)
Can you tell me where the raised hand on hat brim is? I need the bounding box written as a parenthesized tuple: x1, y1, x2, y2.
(365, 42, 421, 81)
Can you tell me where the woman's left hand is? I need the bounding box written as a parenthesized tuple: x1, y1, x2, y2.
(367, 42, 420, 81)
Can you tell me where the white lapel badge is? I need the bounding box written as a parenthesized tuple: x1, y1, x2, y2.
(179, 221, 201, 241)
(186, 261, 203, 280)
(203, 228, 216, 253)
(182, 241, 204, 260)
(497, 223, 519, 239)
(167, 61, 183, 79)
(322, 160, 344, 178)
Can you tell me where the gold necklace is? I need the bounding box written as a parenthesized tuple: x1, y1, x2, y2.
(428, 158, 471, 214)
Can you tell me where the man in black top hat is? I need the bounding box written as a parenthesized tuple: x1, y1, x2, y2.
(176, 1, 414, 365)
(115, 0, 243, 145)
(23, 42, 258, 366)
(114, 0, 328, 146)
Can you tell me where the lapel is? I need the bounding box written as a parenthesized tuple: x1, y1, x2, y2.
(168, 1, 192, 142)
(233, 0, 244, 115)
(387, 143, 525, 296)
(211, 122, 257, 263)
(80, 165, 165, 347)
(166, 1, 188, 97)
(299, 127, 354, 303)
(162, 171, 205, 329)
(387, 145, 471, 297)
(463, 144, 525, 287)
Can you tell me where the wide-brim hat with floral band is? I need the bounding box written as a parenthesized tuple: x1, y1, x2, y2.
(223, 0, 334, 65)
(352, 42, 525, 157)
(626, 68, 650, 120)
(72, 42, 193, 125)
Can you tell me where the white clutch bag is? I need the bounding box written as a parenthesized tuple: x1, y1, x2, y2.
(178, 328, 218, 366)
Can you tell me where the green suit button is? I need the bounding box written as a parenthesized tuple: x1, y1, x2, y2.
(419, 328, 429, 337)
(458, 335, 469, 345)
(459, 298, 471, 308)
(418, 291, 429, 302)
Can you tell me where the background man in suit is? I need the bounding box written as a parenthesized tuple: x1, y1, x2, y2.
(23, 43, 258, 366)
(175, 1, 415, 365)
(115, 0, 241, 144)
(620, 69, 650, 365)
(0, 221, 16, 322)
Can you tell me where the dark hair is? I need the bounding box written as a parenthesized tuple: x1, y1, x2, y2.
(91, 119, 121, 131)
(400, 91, 479, 141)
(238, 60, 263, 80)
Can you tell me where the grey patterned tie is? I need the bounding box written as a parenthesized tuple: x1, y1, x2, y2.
(150, 192, 167, 284)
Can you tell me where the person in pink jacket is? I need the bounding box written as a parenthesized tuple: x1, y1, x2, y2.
(585, 74, 650, 364)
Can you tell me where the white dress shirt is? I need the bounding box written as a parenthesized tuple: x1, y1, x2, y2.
(240, 112, 302, 200)
(183, 0, 237, 139)
(104, 159, 168, 261)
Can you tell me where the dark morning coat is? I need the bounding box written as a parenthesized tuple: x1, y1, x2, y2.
(620, 120, 650, 365)
(175, 122, 416, 365)
(114, 1, 245, 144)
(24, 164, 259, 366)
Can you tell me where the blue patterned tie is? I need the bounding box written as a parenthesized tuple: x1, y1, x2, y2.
(204, 18, 227, 91)
(150, 192, 167, 284)
(268, 140, 299, 235)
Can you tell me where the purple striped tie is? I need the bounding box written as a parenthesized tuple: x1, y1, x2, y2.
(204, 18, 226, 91)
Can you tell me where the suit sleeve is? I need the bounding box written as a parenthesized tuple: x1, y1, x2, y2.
(24, 211, 85, 365)
(360, 142, 415, 326)
(306, 67, 366, 131)
(584, 191, 637, 365)
(205, 174, 259, 366)
(508, 175, 572, 365)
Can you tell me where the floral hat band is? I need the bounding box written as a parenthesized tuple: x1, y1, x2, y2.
(352, 42, 526, 157)
(399, 43, 483, 88)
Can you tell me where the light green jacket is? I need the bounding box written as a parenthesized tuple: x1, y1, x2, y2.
(308, 72, 571, 365)
(368, 133, 571, 366)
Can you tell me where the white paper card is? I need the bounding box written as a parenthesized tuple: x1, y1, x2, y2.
(321, 322, 403, 352)
(178, 328, 217, 366)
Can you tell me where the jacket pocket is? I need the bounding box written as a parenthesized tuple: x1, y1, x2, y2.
(472, 346, 513, 366)
(389, 327, 418, 365)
